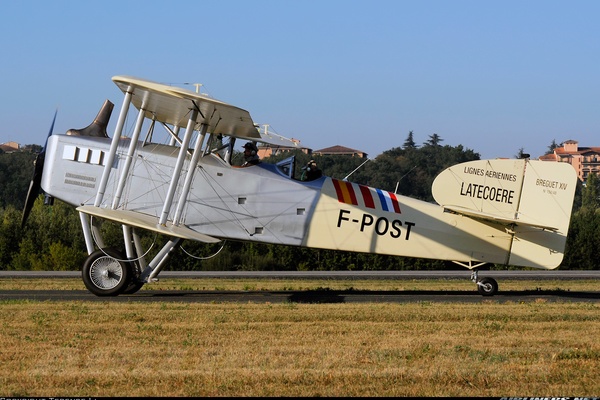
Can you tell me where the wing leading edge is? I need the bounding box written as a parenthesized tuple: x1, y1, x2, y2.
(77, 205, 221, 243)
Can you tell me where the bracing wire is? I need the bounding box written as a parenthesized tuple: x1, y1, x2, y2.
(180, 240, 227, 260)
(89, 215, 157, 263)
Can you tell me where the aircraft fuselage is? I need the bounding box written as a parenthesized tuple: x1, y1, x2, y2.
(41, 133, 532, 268)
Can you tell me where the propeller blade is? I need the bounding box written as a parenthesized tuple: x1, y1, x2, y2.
(21, 110, 57, 228)
(42, 109, 57, 150)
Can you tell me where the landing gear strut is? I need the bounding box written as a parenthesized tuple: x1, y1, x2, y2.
(470, 270, 499, 296)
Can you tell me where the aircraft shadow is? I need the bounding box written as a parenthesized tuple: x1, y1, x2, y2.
(285, 289, 600, 303)
(135, 289, 600, 304)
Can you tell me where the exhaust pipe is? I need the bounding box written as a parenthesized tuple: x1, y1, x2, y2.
(66, 99, 114, 138)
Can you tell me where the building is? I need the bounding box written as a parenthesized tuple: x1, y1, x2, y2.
(539, 140, 600, 182)
(0, 141, 19, 153)
(256, 138, 311, 159)
(312, 145, 368, 158)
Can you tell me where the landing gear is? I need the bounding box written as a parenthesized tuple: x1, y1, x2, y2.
(470, 270, 498, 296)
(82, 248, 142, 296)
(477, 277, 499, 296)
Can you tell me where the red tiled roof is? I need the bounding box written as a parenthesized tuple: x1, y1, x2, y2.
(314, 145, 364, 154)
(539, 153, 558, 161)
(553, 146, 600, 156)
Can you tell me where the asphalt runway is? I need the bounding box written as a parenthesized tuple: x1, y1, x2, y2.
(1, 270, 599, 303)
(1, 288, 600, 304)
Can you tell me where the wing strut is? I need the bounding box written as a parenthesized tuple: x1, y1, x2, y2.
(173, 122, 209, 224)
(159, 108, 198, 225)
(112, 103, 148, 209)
(140, 238, 183, 282)
(95, 86, 133, 207)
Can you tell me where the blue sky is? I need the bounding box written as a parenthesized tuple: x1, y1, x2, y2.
(1, 0, 598, 160)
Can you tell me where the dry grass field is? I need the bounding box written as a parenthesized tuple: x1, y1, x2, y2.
(1, 278, 599, 396)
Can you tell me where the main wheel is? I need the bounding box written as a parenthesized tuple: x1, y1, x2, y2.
(82, 248, 130, 296)
(477, 277, 499, 296)
(122, 258, 145, 295)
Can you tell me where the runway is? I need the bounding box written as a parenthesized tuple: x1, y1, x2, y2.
(2, 270, 600, 279)
(1, 270, 599, 303)
(1, 288, 600, 303)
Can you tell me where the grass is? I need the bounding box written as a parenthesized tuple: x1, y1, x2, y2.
(0, 278, 599, 396)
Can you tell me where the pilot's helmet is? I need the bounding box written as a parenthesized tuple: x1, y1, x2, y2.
(242, 142, 258, 152)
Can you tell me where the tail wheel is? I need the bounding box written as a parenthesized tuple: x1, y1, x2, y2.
(82, 248, 130, 296)
(477, 277, 499, 296)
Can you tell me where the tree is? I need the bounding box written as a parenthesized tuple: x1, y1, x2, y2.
(424, 133, 443, 147)
(515, 147, 529, 159)
(581, 172, 599, 211)
(546, 139, 559, 155)
(562, 172, 600, 269)
(402, 131, 417, 150)
(0, 151, 37, 209)
(0, 205, 21, 268)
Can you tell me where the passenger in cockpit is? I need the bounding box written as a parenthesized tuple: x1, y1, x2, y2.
(301, 159, 322, 181)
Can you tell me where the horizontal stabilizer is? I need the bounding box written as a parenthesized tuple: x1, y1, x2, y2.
(443, 205, 558, 231)
(77, 205, 221, 243)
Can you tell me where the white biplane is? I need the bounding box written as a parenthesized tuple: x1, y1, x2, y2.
(22, 76, 578, 296)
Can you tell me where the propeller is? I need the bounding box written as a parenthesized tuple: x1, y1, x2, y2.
(21, 110, 57, 228)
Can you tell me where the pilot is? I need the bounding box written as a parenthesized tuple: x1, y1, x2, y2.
(241, 142, 260, 166)
(301, 159, 322, 181)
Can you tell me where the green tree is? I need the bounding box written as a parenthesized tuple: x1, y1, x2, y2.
(562, 173, 600, 270)
(546, 139, 559, 155)
(0, 151, 37, 209)
(515, 147, 529, 159)
(424, 133, 443, 147)
(581, 172, 599, 211)
(16, 196, 87, 270)
(372, 143, 479, 202)
(403, 131, 417, 150)
(0, 205, 22, 269)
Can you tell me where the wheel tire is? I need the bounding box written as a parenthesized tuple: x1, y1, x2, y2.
(122, 260, 145, 295)
(477, 277, 499, 296)
(82, 248, 130, 296)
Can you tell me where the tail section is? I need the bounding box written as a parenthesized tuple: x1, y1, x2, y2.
(508, 160, 577, 268)
(432, 159, 577, 269)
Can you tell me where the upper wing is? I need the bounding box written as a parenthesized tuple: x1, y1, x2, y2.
(112, 75, 298, 148)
